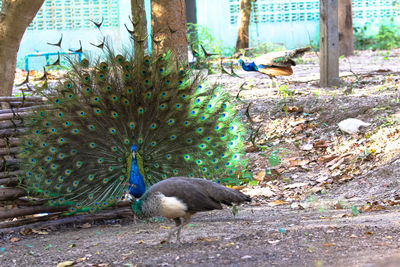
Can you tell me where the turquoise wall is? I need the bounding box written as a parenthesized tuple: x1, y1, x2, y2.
(16, 0, 133, 70)
(196, 0, 400, 50)
(7, 0, 400, 69)
(196, 0, 319, 50)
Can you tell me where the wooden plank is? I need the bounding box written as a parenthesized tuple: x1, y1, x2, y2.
(319, 0, 340, 87)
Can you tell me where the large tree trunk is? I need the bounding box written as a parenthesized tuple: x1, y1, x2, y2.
(130, 0, 148, 63)
(0, 0, 44, 96)
(338, 0, 354, 56)
(151, 0, 188, 62)
(235, 0, 253, 53)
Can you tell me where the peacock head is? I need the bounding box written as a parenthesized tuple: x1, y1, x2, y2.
(238, 58, 244, 66)
(130, 144, 137, 158)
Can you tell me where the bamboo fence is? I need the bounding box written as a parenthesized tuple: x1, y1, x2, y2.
(0, 96, 132, 233)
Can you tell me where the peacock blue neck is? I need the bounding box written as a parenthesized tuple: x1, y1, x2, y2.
(128, 145, 146, 198)
(238, 59, 258, 72)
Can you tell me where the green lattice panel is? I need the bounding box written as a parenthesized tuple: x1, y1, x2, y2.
(228, 0, 400, 25)
(25, 0, 120, 31)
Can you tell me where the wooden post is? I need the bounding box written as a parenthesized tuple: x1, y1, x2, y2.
(319, 0, 339, 87)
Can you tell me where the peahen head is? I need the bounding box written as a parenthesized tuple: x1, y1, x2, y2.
(131, 199, 144, 218)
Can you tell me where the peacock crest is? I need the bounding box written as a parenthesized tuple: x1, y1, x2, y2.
(18, 43, 247, 214)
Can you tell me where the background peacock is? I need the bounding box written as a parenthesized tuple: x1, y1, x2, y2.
(18, 40, 248, 215)
(238, 47, 311, 83)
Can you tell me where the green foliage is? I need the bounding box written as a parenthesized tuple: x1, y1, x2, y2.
(354, 18, 400, 50)
(187, 23, 234, 57)
(240, 42, 285, 58)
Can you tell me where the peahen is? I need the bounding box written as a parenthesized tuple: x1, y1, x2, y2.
(132, 177, 250, 243)
(238, 47, 311, 86)
(18, 42, 247, 216)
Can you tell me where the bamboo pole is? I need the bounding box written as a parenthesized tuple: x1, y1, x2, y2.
(0, 96, 46, 102)
(0, 112, 31, 121)
(0, 147, 20, 156)
(0, 205, 69, 220)
(0, 176, 19, 185)
(0, 128, 26, 138)
(0, 105, 45, 114)
(9, 102, 41, 108)
(0, 187, 26, 201)
(0, 170, 23, 178)
(0, 203, 132, 231)
(0, 138, 20, 148)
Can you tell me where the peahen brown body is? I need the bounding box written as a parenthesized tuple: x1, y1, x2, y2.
(132, 177, 251, 243)
(238, 47, 311, 81)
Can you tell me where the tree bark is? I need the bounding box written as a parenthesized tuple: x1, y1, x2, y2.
(151, 0, 188, 62)
(235, 0, 254, 53)
(0, 0, 44, 96)
(338, 0, 354, 56)
(130, 0, 148, 63)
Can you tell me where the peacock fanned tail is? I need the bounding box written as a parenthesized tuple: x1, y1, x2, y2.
(18, 46, 247, 213)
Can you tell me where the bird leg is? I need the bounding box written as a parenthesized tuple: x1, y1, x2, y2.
(166, 213, 193, 244)
(175, 213, 192, 243)
(166, 218, 182, 243)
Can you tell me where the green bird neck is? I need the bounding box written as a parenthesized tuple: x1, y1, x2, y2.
(131, 198, 143, 216)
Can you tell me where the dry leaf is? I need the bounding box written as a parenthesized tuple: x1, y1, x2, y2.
(160, 225, 171, 229)
(57, 261, 75, 267)
(269, 200, 289, 206)
(20, 228, 33, 236)
(323, 243, 336, 247)
(198, 237, 213, 242)
(254, 170, 266, 181)
(10, 237, 20, 243)
(32, 229, 49, 235)
(329, 157, 345, 171)
(284, 182, 309, 189)
(291, 124, 305, 134)
(318, 154, 338, 164)
(80, 223, 91, 229)
(313, 140, 329, 148)
(309, 186, 323, 193)
(242, 187, 275, 198)
(232, 185, 246, 190)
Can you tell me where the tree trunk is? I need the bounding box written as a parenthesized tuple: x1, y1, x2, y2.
(130, 0, 148, 63)
(235, 0, 253, 53)
(0, 0, 45, 96)
(338, 0, 354, 56)
(151, 0, 188, 62)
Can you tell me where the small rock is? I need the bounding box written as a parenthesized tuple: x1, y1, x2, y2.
(338, 118, 371, 134)
(300, 143, 313, 151)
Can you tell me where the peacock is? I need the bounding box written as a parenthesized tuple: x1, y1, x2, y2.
(18, 41, 248, 218)
(238, 47, 311, 86)
(133, 177, 250, 243)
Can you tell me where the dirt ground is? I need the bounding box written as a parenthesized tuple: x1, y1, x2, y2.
(2, 49, 400, 267)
